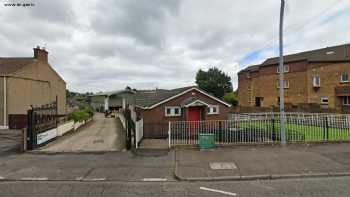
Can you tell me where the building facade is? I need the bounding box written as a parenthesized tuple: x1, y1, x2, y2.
(134, 86, 232, 138)
(238, 43, 350, 113)
(0, 47, 66, 129)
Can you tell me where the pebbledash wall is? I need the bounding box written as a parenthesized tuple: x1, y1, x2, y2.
(238, 61, 350, 113)
(137, 89, 231, 124)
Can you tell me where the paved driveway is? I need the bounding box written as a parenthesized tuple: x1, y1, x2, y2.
(41, 113, 125, 152)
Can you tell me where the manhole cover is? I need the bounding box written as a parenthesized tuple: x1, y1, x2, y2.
(209, 162, 237, 170)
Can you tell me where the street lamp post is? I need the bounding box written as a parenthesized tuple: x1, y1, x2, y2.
(279, 0, 287, 145)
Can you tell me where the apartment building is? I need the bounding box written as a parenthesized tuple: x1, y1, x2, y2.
(237, 43, 350, 113)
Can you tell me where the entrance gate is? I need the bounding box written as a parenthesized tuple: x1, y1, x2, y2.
(27, 100, 58, 150)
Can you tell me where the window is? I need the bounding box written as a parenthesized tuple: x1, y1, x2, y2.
(313, 75, 320, 87)
(320, 96, 328, 104)
(343, 96, 350, 106)
(277, 65, 289, 73)
(207, 105, 219, 114)
(340, 73, 349, 83)
(165, 106, 181, 117)
(277, 80, 289, 89)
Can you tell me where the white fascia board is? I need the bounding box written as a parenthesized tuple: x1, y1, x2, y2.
(184, 99, 210, 107)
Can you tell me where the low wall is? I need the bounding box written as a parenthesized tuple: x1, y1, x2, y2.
(57, 120, 74, 136)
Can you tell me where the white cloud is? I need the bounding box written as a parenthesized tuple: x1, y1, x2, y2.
(1, 0, 350, 93)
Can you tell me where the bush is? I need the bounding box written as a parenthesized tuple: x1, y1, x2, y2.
(68, 107, 94, 122)
(224, 92, 238, 106)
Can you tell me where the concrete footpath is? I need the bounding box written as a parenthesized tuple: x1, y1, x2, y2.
(175, 143, 350, 181)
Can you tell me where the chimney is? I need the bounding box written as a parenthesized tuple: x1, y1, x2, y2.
(33, 46, 48, 62)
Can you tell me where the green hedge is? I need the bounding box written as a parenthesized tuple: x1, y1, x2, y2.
(68, 107, 94, 122)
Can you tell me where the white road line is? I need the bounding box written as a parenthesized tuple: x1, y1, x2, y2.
(83, 178, 106, 181)
(21, 177, 49, 181)
(0, 176, 4, 180)
(142, 178, 167, 182)
(200, 187, 237, 196)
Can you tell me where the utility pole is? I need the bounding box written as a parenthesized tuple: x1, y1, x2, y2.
(279, 0, 286, 145)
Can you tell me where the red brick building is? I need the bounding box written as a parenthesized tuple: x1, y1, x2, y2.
(134, 86, 231, 138)
(237, 43, 350, 113)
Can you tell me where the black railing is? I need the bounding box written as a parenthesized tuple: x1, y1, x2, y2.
(27, 98, 58, 150)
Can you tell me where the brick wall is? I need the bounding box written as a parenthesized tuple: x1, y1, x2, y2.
(238, 61, 350, 113)
(139, 89, 231, 124)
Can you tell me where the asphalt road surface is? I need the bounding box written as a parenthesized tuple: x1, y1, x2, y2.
(0, 176, 350, 197)
(41, 113, 125, 152)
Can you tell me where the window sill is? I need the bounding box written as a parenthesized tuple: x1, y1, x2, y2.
(340, 81, 349, 84)
(165, 115, 181, 117)
(207, 113, 219, 115)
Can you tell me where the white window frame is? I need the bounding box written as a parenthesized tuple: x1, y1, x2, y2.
(277, 65, 289, 73)
(207, 105, 219, 115)
(277, 80, 289, 89)
(165, 106, 181, 117)
(340, 73, 349, 83)
(320, 96, 328, 105)
(313, 75, 320, 87)
(343, 96, 350, 106)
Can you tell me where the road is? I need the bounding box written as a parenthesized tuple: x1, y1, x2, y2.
(0, 177, 350, 197)
(41, 113, 125, 152)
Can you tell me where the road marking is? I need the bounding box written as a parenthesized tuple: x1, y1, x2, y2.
(142, 178, 167, 182)
(83, 178, 106, 181)
(210, 162, 237, 170)
(21, 177, 48, 181)
(0, 176, 4, 180)
(200, 187, 237, 196)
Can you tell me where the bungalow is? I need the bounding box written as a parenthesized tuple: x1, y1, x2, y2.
(134, 86, 231, 138)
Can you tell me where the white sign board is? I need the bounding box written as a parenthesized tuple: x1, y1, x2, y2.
(37, 128, 57, 145)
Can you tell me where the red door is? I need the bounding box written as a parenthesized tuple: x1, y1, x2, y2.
(188, 107, 201, 135)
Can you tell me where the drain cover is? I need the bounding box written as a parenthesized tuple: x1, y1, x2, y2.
(209, 162, 237, 170)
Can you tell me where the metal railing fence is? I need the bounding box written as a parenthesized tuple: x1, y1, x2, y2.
(169, 113, 350, 147)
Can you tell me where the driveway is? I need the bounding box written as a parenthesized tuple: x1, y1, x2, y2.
(0, 129, 22, 156)
(41, 113, 125, 152)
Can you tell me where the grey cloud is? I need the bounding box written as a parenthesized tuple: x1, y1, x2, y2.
(1, 0, 350, 93)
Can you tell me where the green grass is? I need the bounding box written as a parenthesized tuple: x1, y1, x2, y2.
(239, 121, 350, 142)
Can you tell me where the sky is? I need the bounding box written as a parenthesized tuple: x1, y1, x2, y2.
(1, 0, 350, 93)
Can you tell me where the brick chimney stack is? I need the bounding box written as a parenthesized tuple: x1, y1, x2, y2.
(33, 46, 48, 62)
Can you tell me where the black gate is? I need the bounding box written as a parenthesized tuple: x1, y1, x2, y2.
(123, 108, 135, 150)
(27, 100, 58, 150)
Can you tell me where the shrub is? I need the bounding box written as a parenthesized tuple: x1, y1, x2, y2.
(68, 107, 94, 122)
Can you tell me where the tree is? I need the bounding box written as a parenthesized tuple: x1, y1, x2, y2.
(195, 67, 233, 99)
(224, 92, 238, 106)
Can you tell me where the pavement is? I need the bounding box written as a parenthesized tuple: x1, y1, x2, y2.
(1, 177, 350, 197)
(39, 113, 126, 152)
(0, 129, 22, 156)
(0, 151, 175, 182)
(174, 143, 350, 181)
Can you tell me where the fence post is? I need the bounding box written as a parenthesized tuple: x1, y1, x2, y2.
(27, 109, 34, 150)
(272, 118, 276, 141)
(322, 117, 329, 141)
(168, 122, 171, 148)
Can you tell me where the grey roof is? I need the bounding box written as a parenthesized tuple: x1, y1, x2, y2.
(135, 86, 196, 108)
(92, 89, 135, 97)
(0, 57, 36, 75)
(241, 43, 350, 73)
